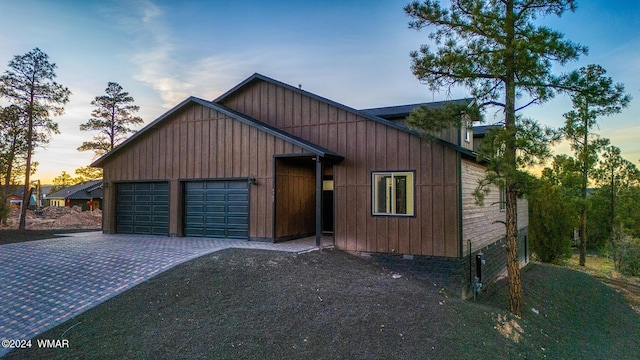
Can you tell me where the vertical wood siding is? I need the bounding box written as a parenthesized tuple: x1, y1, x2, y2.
(101, 103, 308, 240)
(274, 159, 315, 239)
(220, 80, 461, 257)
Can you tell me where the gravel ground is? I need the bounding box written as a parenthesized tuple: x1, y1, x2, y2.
(4, 247, 640, 359)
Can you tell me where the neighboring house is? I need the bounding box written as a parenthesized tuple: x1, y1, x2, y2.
(92, 73, 528, 296)
(4, 185, 41, 209)
(46, 180, 103, 211)
(6, 194, 22, 208)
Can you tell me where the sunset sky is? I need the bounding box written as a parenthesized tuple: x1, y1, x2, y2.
(1, 0, 639, 183)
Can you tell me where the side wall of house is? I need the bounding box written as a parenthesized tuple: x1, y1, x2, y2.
(461, 158, 529, 296)
(461, 159, 505, 256)
(220, 80, 460, 257)
(461, 158, 529, 256)
(101, 103, 308, 240)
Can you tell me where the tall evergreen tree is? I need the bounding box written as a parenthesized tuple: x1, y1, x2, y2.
(405, 0, 586, 316)
(0, 48, 70, 229)
(78, 82, 143, 157)
(594, 145, 640, 236)
(0, 105, 28, 195)
(562, 64, 630, 266)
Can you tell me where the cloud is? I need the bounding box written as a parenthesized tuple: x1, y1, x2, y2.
(184, 54, 260, 100)
(99, 0, 195, 107)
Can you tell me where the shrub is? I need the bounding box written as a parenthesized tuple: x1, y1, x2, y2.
(529, 182, 576, 263)
(0, 192, 10, 225)
(621, 240, 640, 277)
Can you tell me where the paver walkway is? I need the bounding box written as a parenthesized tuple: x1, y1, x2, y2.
(0, 232, 323, 357)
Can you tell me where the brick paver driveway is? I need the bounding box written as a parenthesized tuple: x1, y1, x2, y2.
(0, 232, 321, 356)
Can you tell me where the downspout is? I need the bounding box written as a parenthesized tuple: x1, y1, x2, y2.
(468, 239, 472, 287)
(458, 152, 464, 258)
(272, 156, 277, 242)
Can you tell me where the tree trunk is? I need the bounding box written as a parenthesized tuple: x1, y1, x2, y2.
(18, 88, 36, 230)
(579, 105, 589, 267)
(18, 131, 33, 230)
(610, 168, 615, 232)
(579, 207, 587, 266)
(506, 187, 521, 316)
(503, 0, 522, 317)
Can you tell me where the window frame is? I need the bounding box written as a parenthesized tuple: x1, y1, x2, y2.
(499, 186, 506, 211)
(463, 121, 471, 143)
(371, 170, 416, 217)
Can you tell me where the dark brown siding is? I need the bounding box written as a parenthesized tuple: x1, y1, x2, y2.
(274, 158, 315, 240)
(220, 80, 461, 257)
(101, 103, 308, 240)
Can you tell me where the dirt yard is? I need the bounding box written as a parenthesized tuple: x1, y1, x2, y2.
(2, 206, 102, 230)
(5, 248, 640, 359)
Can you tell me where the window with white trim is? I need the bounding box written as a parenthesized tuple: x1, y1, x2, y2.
(464, 121, 471, 143)
(372, 171, 415, 216)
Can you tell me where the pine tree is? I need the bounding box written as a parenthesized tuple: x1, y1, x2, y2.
(405, 0, 586, 316)
(78, 82, 143, 157)
(562, 65, 630, 266)
(0, 48, 71, 229)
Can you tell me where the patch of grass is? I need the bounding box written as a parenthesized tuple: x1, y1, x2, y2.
(4, 249, 640, 359)
(566, 250, 616, 277)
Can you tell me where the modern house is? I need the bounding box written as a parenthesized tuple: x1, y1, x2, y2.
(46, 180, 103, 211)
(92, 73, 528, 296)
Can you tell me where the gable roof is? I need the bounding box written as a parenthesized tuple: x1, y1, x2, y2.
(92, 96, 344, 168)
(47, 180, 103, 200)
(215, 73, 430, 136)
(216, 73, 479, 158)
(93, 73, 481, 167)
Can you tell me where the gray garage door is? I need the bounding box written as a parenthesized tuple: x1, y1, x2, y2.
(184, 181, 249, 239)
(116, 182, 169, 235)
